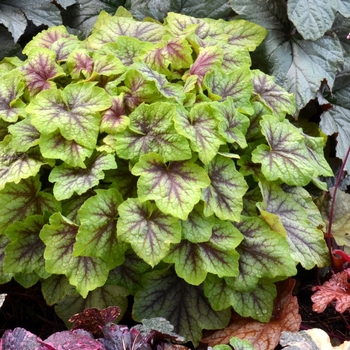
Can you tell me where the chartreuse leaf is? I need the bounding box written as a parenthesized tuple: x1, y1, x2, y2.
(203, 66, 253, 111)
(21, 48, 66, 96)
(117, 198, 181, 267)
(251, 70, 296, 118)
(204, 274, 276, 322)
(100, 94, 129, 134)
(258, 181, 329, 269)
(40, 212, 110, 298)
(0, 175, 60, 232)
(107, 250, 152, 294)
(115, 102, 192, 162)
(22, 25, 73, 55)
(49, 152, 117, 201)
(142, 36, 193, 74)
(134, 62, 186, 103)
(117, 69, 163, 111)
(252, 115, 331, 186)
(163, 219, 242, 285)
(174, 103, 226, 165)
(222, 18, 267, 50)
(187, 46, 224, 85)
(0, 71, 25, 123)
(101, 36, 154, 66)
(4, 215, 48, 278)
(229, 215, 297, 291)
(39, 132, 93, 168)
(26, 82, 112, 150)
(73, 188, 126, 268)
(0, 137, 47, 190)
(180, 202, 215, 243)
(92, 53, 125, 77)
(133, 268, 231, 346)
(67, 49, 94, 80)
(55, 285, 129, 327)
(215, 97, 250, 148)
(132, 153, 210, 220)
(202, 155, 248, 221)
(214, 338, 255, 350)
(86, 13, 166, 49)
(8, 118, 40, 152)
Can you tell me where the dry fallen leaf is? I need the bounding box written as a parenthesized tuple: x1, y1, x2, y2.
(312, 269, 350, 313)
(201, 279, 301, 350)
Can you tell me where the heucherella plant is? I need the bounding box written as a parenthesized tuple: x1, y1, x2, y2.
(0, 7, 332, 345)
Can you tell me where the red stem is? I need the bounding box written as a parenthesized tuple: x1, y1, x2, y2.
(327, 146, 350, 266)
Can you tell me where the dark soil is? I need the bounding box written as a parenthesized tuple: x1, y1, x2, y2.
(1, 267, 350, 348)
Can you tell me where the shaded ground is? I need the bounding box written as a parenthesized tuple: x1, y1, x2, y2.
(1, 267, 350, 348)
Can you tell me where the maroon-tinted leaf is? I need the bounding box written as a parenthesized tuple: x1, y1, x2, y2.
(100, 94, 129, 134)
(44, 329, 106, 350)
(188, 46, 223, 85)
(69, 306, 121, 335)
(21, 48, 65, 96)
(0, 175, 60, 232)
(0, 328, 54, 350)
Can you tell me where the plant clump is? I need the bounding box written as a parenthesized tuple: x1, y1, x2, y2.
(0, 6, 333, 345)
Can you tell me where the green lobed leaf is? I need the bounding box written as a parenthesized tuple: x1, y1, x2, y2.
(201, 155, 248, 221)
(67, 49, 94, 80)
(0, 235, 13, 284)
(230, 215, 297, 291)
(0, 71, 26, 123)
(74, 188, 126, 268)
(257, 181, 329, 269)
(251, 70, 295, 118)
(8, 118, 40, 152)
(203, 66, 253, 111)
(117, 198, 182, 267)
(101, 36, 154, 67)
(26, 82, 112, 149)
(23, 25, 73, 55)
(40, 212, 110, 298)
(0, 175, 60, 232)
(142, 36, 193, 74)
(163, 219, 242, 285)
(55, 285, 129, 327)
(132, 153, 210, 220)
(133, 268, 231, 346)
(174, 103, 226, 165)
(39, 131, 94, 168)
(134, 63, 186, 103)
(14, 271, 40, 288)
(215, 97, 250, 148)
(107, 250, 152, 294)
(0, 138, 47, 190)
(117, 69, 163, 111)
(180, 202, 215, 243)
(41, 274, 75, 306)
(86, 13, 167, 49)
(49, 152, 117, 201)
(251, 115, 330, 186)
(4, 215, 48, 278)
(115, 102, 192, 162)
